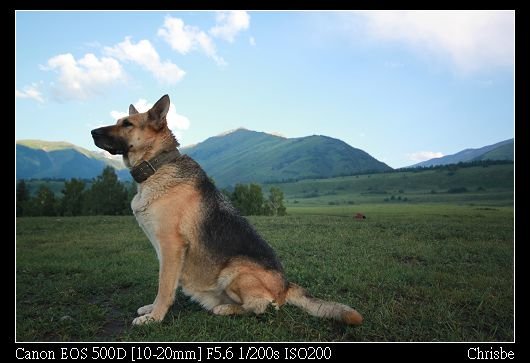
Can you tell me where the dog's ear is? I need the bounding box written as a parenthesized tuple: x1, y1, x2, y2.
(129, 104, 139, 115)
(148, 95, 170, 128)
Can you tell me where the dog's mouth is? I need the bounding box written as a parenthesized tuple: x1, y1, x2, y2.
(95, 140, 127, 155)
(91, 127, 128, 155)
(92, 136, 119, 155)
(101, 144, 119, 155)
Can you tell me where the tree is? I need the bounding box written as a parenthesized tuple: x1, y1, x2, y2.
(229, 184, 287, 216)
(247, 184, 265, 215)
(60, 178, 86, 216)
(231, 184, 250, 215)
(83, 166, 129, 215)
(266, 187, 286, 216)
(126, 182, 137, 206)
(32, 185, 57, 216)
(16, 180, 30, 216)
(231, 183, 265, 215)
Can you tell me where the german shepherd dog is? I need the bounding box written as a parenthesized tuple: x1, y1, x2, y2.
(91, 95, 363, 326)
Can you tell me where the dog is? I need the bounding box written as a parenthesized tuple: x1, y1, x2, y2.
(91, 94, 363, 326)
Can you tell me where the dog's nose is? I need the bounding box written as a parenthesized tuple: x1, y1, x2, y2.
(91, 128, 104, 137)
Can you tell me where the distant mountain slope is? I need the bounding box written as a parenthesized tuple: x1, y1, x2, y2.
(181, 128, 391, 186)
(411, 139, 513, 168)
(473, 142, 514, 161)
(16, 140, 129, 180)
(16, 130, 391, 185)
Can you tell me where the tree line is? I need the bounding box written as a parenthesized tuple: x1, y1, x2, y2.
(394, 159, 513, 173)
(223, 184, 286, 216)
(16, 166, 286, 217)
(16, 166, 134, 217)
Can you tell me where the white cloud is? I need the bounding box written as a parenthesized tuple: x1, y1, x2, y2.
(104, 37, 185, 84)
(15, 83, 44, 103)
(110, 98, 190, 134)
(210, 11, 250, 42)
(249, 36, 256, 46)
(158, 16, 226, 65)
(356, 10, 514, 73)
(43, 53, 124, 100)
(110, 110, 127, 120)
(407, 151, 444, 162)
(157, 17, 193, 54)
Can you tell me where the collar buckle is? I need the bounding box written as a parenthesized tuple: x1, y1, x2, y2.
(143, 160, 156, 173)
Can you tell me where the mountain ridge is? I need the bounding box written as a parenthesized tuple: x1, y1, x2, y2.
(181, 128, 391, 186)
(16, 131, 513, 187)
(16, 129, 391, 185)
(16, 140, 129, 180)
(410, 138, 513, 168)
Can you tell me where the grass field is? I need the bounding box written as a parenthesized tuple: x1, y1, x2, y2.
(16, 203, 513, 342)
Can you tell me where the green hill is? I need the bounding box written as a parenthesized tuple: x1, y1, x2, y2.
(16, 140, 129, 180)
(267, 163, 514, 206)
(182, 128, 391, 187)
(474, 142, 514, 161)
(17, 130, 391, 185)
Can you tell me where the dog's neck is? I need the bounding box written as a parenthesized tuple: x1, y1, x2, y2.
(123, 129, 180, 169)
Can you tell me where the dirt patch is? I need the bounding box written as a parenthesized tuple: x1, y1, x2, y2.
(98, 317, 126, 339)
(394, 255, 427, 266)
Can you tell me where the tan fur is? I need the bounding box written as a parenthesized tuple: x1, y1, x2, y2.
(286, 283, 363, 325)
(131, 168, 203, 324)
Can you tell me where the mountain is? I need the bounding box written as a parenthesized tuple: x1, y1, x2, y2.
(16, 140, 130, 180)
(411, 138, 514, 168)
(16, 130, 391, 185)
(181, 128, 391, 186)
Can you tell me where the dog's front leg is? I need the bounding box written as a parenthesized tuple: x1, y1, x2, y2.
(132, 235, 186, 325)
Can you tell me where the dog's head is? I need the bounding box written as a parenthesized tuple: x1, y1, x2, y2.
(91, 94, 171, 156)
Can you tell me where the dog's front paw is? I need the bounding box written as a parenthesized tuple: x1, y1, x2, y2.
(137, 304, 154, 316)
(132, 313, 160, 326)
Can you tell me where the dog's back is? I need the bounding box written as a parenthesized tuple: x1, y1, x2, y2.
(197, 174, 285, 272)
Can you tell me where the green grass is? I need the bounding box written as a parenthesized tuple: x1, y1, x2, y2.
(16, 203, 513, 342)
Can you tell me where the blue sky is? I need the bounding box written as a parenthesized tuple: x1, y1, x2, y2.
(15, 11, 514, 168)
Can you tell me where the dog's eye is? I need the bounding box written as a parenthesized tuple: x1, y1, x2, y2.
(122, 119, 133, 127)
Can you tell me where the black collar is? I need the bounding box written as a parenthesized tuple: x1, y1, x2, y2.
(130, 150, 180, 183)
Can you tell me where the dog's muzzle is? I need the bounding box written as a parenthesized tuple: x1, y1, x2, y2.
(91, 126, 128, 155)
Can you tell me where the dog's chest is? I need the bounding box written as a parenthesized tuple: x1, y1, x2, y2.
(131, 190, 161, 259)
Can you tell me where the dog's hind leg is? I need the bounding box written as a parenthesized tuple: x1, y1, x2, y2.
(224, 273, 280, 316)
(212, 304, 246, 316)
(210, 299, 274, 316)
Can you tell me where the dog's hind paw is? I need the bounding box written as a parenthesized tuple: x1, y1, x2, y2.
(212, 304, 245, 316)
(137, 304, 154, 316)
(132, 313, 160, 326)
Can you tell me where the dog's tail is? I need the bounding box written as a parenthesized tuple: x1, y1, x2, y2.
(285, 283, 363, 325)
